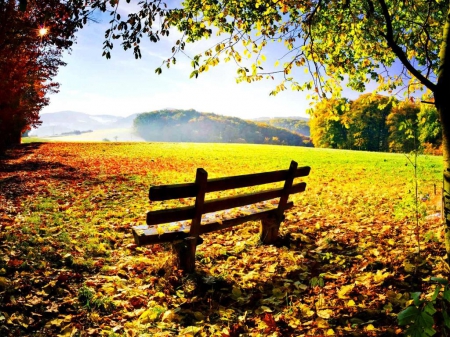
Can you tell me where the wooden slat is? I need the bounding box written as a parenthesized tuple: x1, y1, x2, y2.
(134, 202, 294, 246)
(198, 209, 276, 235)
(149, 165, 310, 201)
(132, 224, 190, 245)
(146, 205, 195, 226)
(277, 161, 297, 216)
(146, 182, 306, 226)
(290, 182, 307, 194)
(202, 182, 306, 214)
(189, 168, 208, 238)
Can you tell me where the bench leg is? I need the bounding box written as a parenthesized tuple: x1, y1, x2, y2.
(172, 237, 197, 273)
(260, 215, 281, 244)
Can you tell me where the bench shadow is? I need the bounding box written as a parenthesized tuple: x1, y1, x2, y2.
(153, 229, 402, 336)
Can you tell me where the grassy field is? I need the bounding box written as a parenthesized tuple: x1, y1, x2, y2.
(0, 142, 446, 336)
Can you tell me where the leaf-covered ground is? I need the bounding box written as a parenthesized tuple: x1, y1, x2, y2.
(0, 142, 447, 336)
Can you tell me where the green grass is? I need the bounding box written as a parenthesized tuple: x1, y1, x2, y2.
(21, 137, 49, 143)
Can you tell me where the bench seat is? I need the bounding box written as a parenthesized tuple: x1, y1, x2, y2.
(132, 199, 294, 245)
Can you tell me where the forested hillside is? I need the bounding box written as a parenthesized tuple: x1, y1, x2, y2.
(134, 109, 311, 146)
(257, 118, 310, 136)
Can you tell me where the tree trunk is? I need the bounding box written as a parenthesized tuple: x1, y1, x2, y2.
(0, 115, 25, 153)
(436, 10, 450, 266)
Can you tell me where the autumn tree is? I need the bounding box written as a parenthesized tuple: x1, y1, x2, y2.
(90, 0, 450, 259)
(261, 118, 310, 137)
(386, 101, 420, 153)
(309, 98, 350, 149)
(418, 104, 442, 154)
(346, 94, 392, 152)
(0, 0, 85, 151)
(309, 94, 438, 152)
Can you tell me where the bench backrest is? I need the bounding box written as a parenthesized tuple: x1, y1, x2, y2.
(146, 161, 310, 231)
(137, 160, 310, 272)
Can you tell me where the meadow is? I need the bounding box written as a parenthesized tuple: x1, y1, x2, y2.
(0, 142, 446, 336)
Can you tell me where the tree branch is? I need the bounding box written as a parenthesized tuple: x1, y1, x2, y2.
(377, 0, 437, 92)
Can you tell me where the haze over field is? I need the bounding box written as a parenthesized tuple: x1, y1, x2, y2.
(30, 111, 138, 137)
(30, 110, 310, 143)
(40, 128, 144, 142)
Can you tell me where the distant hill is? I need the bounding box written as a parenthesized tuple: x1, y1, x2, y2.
(255, 117, 310, 136)
(30, 111, 138, 137)
(134, 109, 311, 146)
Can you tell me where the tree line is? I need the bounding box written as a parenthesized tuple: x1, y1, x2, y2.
(257, 118, 310, 137)
(134, 109, 311, 146)
(309, 94, 442, 154)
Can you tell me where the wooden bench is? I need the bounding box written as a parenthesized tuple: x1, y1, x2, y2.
(132, 160, 310, 272)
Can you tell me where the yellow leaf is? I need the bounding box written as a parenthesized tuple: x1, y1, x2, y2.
(366, 324, 376, 331)
(275, 60, 280, 67)
(60, 323, 76, 336)
(139, 308, 162, 323)
(0, 276, 10, 289)
(162, 310, 178, 322)
(316, 317, 329, 328)
(268, 263, 278, 273)
(260, 306, 272, 312)
(317, 309, 333, 319)
(179, 326, 201, 336)
(48, 318, 63, 327)
(347, 299, 356, 307)
(383, 302, 393, 312)
(337, 284, 354, 299)
(299, 303, 315, 317)
(326, 328, 335, 335)
(373, 269, 392, 284)
(288, 318, 301, 328)
(403, 261, 415, 273)
(370, 248, 380, 257)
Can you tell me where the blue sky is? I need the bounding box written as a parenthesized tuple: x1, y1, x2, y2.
(41, 9, 373, 119)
